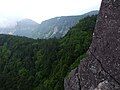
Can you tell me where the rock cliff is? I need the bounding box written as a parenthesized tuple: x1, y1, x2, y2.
(64, 0, 120, 90)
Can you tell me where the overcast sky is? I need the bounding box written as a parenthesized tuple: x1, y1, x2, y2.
(0, 0, 102, 23)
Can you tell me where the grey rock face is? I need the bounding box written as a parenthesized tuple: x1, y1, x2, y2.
(94, 80, 115, 90)
(64, 0, 120, 90)
(64, 68, 80, 90)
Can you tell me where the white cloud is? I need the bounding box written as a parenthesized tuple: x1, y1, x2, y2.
(0, 0, 102, 23)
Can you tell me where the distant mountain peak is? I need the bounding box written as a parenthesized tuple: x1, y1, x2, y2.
(17, 19, 39, 26)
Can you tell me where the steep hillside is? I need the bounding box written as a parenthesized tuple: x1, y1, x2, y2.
(0, 15, 97, 90)
(32, 11, 98, 39)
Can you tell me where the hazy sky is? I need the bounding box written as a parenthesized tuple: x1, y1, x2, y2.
(0, 0, 102, 23)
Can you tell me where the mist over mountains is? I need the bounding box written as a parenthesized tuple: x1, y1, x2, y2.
(0, 10, 98, 39)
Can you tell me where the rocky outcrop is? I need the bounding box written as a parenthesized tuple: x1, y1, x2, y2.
(64, 68, 81, 90)
(64, 0, 120, 90)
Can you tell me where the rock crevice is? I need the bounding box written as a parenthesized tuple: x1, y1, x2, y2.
(89, 49, 120, 86)
(64, 0, 120, 90)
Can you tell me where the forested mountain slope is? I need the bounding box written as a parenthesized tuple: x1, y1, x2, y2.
(0, 15, 97, 90)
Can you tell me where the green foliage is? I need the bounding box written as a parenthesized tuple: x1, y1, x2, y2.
(0, 15, 97, 90)
(19, 68, 29, 77)
(70, 53, 87, 70)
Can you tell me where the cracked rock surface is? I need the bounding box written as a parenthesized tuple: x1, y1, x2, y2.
(64, 0, 120, 90)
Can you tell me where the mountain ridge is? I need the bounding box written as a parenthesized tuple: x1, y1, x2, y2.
(0, 10, 98, 39)
(32, 10, 98, 39)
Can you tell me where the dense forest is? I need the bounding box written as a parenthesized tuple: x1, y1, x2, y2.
(0, 15, 97, 90)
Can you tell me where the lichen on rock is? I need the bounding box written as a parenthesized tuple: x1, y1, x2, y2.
(64, 0, 120, 90)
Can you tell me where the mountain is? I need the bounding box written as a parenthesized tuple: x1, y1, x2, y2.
(0, 27, 16, 35)
(0, 18, 20, 34)
(0, 11, 98, 39)
(13, 19, 39, 37)
(0, 15, 97, 90)
(0, 19, 39, 37)
(32, 10, 98, 39)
